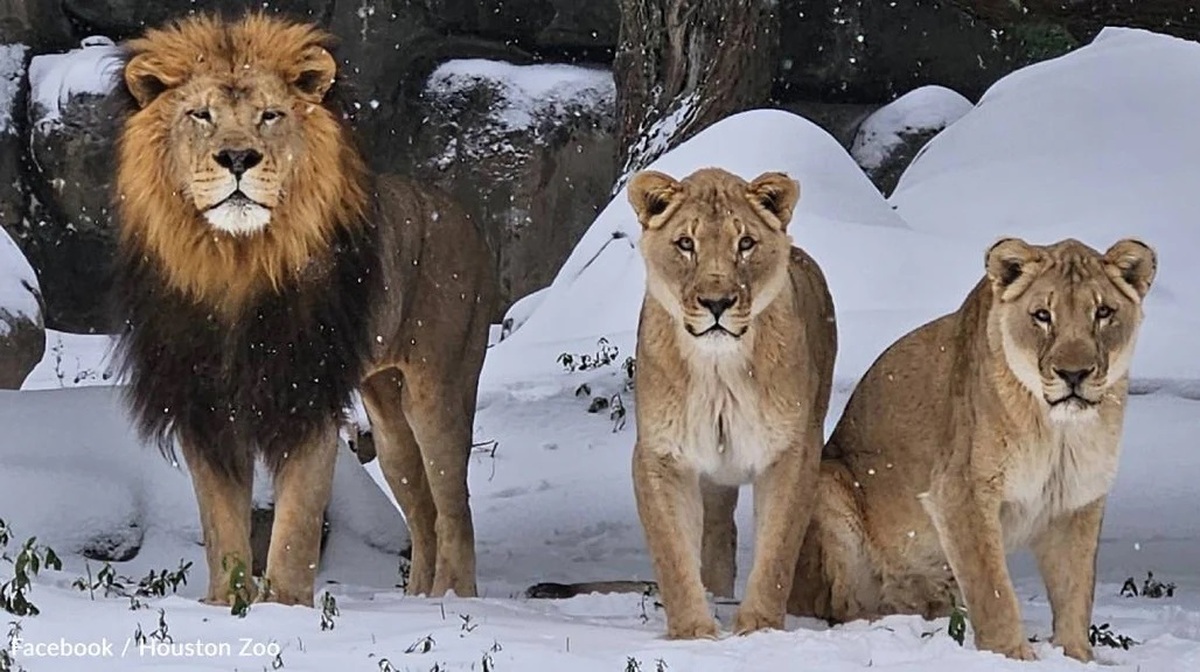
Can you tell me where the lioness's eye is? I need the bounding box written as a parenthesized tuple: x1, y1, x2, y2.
(738, 236, 756, 252)
(187, 108, 212, 123)
(1095, 305, 1115, 320)
(1032, 308, 1052, 324)
(261, 109, 285, 124)
(675, 237, 695, 253)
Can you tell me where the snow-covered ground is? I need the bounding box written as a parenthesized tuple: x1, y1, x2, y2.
(2, 25, 1199, 672)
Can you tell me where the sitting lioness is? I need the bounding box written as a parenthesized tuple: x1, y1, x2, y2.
(790, 237, 1156, 662)
(627, 167, 837, 638)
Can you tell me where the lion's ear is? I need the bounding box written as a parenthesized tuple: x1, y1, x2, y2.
(1103, 238, 1157, 301)
(747, 172, 800, 230)
(985, 237, 1041, 300)
(124, 54, 184, 108)
(627, 170, 682, 230)
(290, 46, 337, 102)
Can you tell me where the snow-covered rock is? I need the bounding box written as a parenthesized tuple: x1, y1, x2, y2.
(892, 26, 1200, 383)
(0, 225, 43, 389)
(27, 36, 121, 133)
(851, 84, 974, 194)
(416, 59, 618, 308)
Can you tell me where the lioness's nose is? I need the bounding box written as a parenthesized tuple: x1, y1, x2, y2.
(214, 148, 263, 177)
(698, 295, 737, 319)
(1055, 367, 1093, 388)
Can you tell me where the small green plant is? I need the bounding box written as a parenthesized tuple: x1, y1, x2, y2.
(404, 634, 435, 654)
(1, 621, 25, 672)
(319, 591, 339, 631)
(459, 613, 477, 634)
(376, 658, 397, 672)
(625, 657, 642, 672)
(557, 338, 621, 373)
(0, 520, 62, 617)
(1089, 622, 1136, 650)
(1121, 571, 1176, 599)
(73, 559, 192, 609)
(149, 608, 172, 644)
(271, 649, 285, 669)
(223, 555, 254, 618)
(947, 601, 968, 646)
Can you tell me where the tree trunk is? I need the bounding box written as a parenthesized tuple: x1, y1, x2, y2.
(613, 0, 779, 189)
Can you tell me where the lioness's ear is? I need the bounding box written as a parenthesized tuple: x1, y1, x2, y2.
(985, 237, 1041, 300)
(747, 172, 800, 230)
(124, 53, 184, 108)
(1103, 238, 1157, 301)
(290, 46, 337, 102)
(627, 170, 681, 230)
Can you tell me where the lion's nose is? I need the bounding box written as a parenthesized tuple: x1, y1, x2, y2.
(698, 295, 737, 319)
(214, 148, 263, 177)
(1055, 367, 1093, 388)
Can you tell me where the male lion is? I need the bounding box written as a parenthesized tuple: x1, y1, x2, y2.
(627, 167, 837, 638)
(111, 13, 495, 606)
(790, 237, 1156, 662)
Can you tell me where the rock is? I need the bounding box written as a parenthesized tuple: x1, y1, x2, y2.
(414, 59, 617, 310)
(24, 37, 123, 333)
(0, 0, 74, 52)
(776, 0, 1020, 103)
(850, 85, 974, 195)
(423, 0, 618, 56)
(60, 0, 334, 40)
(80, 522, 143, 563)
(1, 226, 45, 390)
(1, 43, 28, 242)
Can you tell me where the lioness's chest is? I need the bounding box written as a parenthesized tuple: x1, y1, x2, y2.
(1000, 420, 1120, 546)
(671, 356, 791, 486)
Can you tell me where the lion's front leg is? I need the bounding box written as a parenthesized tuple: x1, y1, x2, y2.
(633, 445, 717, 639)
(263, 426, 338, 607)
(923, 483, 1034, 661)
(1032, 497, 1106, 663)
(700, 479, 738, 599)
(735, 429, 820, 635)
(180, 440, 254, 606)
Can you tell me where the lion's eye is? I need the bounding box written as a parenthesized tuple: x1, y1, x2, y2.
(1095, 305, 1115, 320)
(675, 237, 695, 253)
(187, 108, 212, 123)
(261, 109, 285, 124)
(1032, 308, 1052, 324)
(738, 236, 756, 252)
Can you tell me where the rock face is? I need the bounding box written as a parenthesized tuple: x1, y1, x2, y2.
(1, 226, 45, 390)
(414, 59, 617, 307)
(0, 43, 27, 244)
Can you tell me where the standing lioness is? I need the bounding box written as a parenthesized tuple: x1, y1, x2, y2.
(790, 237, 1156, 662)
(628, 167, 837, 638)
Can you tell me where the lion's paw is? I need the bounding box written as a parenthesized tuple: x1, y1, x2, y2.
(732, 606, 784, 635)
(665, 616, 721, 640)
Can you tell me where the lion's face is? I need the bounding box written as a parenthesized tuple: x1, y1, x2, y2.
(628, 168, 800, 351)
(120, 14, 347, 237)
(986, 237, 1156, 423)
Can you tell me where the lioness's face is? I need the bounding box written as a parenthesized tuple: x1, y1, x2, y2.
(627, 168, 800, 349)
(986, 238, 1156, 422)
(121, 27, 341, 236)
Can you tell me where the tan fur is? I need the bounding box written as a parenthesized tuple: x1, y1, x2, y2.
(115, 14, 495, 605)
(628, 167, 837, 638)
(790, 238, 1156, 662)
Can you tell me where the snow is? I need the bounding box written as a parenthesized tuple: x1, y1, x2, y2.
(850, 85, 974, 171)
(0, 43, 27, 135)
(27, 36, 122, 133)
(890, 26, 1200, 384)
(1, 24, 1200, 672)
(0, 227, 40, 336)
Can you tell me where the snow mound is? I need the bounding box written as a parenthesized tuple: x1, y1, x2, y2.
(0, 227, 40, 336)
(486, 107, 981, 387)
(851, 84, 974, 170)
(27, 36, 122, 133)
(891, 27, 1200, 382)
(0, 43, 27, 135)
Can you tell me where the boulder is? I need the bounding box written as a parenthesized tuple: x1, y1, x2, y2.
(0, 0, 74, 52)
(1, 43, 27, 242)
(60, 0, 334, 40)
(1, 226, 44, 390)
(24, 37, 123, 333)
(850, 85, 974, 195)
(413, 59, 617, 311)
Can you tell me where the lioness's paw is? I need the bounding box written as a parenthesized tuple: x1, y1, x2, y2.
(1057, 640, 1094, 663)
(982, 640, 1037, 661)
(666, 617, 720, 640)
(732, 606, 784, 635)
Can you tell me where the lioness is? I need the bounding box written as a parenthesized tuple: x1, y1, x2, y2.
(627, 167, 837, 638)
(112, 14, 495, 606)
(790, 237, 1156, 662)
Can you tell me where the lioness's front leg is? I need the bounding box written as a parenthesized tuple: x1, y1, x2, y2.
(1032, 497, 1106, 663)
(180, 441, 254, 606)
(735, 429, 820, 634)
(924, 484, 1034, 660)
(264, 426, 338, 606)
(633, 445, 716, 639)
(700, 479, 738, 599)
